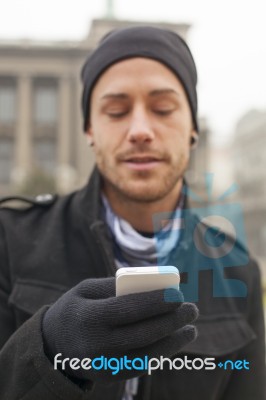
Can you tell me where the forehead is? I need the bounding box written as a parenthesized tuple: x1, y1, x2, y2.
(91, 57, 186, 98)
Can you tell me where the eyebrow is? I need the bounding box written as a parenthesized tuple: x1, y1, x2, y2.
(100, 88, 180, 100)
(101, 93, 129, 100)
(149, 88, 181, 97)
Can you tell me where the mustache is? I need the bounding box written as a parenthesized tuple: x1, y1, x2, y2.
(116, 148, 170, 161)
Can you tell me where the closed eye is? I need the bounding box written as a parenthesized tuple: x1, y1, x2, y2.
(154, 109, 174, 116)
(107, 111, 128, 118)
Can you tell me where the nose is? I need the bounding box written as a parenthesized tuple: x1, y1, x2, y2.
(127, 106, 155, 144)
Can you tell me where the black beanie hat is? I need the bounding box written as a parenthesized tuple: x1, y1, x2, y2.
(81, 26, 198, 132)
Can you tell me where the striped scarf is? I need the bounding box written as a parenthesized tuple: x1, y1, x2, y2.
(101, 193, 183, 400)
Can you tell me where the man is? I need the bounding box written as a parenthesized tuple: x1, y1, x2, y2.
(0, 26, 265, 400)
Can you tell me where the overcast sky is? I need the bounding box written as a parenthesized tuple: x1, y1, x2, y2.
(0, 0, 265, 145)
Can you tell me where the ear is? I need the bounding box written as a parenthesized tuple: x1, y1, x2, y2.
(85, 128, 94, 147)
(190, 130, 199, 150)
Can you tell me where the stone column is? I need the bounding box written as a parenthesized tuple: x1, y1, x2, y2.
(57, 75, 71, 166)
(75, 72, 95, 186)
(14, 75, 32, 183)
(57, 75, 76, 192)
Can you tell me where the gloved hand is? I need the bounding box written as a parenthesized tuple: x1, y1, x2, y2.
(42, 277, 198, 381)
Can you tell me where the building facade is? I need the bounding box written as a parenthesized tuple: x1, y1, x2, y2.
(0, 18, 209, 196)
(233, 109, 266, 265)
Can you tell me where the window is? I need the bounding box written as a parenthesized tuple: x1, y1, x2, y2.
(0, 83, 16, 124)
(33, 137, 56, 174)
(0, 137, 14, 184)
(34, 84, 58, 124)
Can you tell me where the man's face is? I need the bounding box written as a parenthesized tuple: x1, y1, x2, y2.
(87, 57, 196, 203)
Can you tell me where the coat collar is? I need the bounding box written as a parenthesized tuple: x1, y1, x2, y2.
(72, 166, 103, 224)
(72, 165, 195, 250)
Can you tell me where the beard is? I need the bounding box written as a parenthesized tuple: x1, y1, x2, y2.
(95, 146, 189, 204)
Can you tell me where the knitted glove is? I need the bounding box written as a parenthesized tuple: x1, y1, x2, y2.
(42, 277, 198, 381)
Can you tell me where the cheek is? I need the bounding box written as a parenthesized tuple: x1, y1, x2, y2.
(94, 125, 126, 155)
(165, 128, 190, 150)
(166, 132, 191, 166)
(91, 121, 109, 147)
(93, 130, 119, 163)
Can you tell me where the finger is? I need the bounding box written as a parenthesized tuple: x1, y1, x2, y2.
(85, 326, 197, 382)
(104, 288, 184, 325)
(77, 277, 116, 299)
(113, 303, 199, 351)
(127, 325, 198, 361)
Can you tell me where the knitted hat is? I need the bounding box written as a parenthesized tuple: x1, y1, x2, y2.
(81, 26, 198, 132)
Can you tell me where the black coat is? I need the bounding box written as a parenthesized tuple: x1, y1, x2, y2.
(0, 168, 265, 400)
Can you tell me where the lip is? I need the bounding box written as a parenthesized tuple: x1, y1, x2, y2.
(122, 156, 163, 170)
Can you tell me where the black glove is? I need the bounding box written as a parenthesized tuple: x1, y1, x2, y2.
(42, 277, 198, 381)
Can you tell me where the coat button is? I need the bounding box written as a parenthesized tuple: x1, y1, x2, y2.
(35, 194, 54, 203)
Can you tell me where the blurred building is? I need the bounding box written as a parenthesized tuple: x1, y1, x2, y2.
(0, 17, 209, 196)
(209, 143, 234, 197)
(233, 109, 266, 268)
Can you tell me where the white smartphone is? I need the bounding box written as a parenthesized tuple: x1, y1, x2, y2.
(116, 266, 180, 296)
